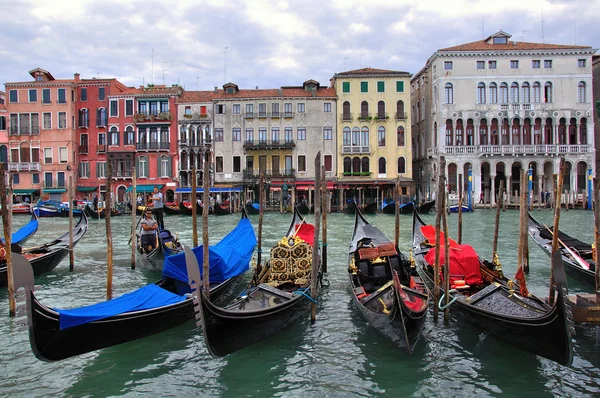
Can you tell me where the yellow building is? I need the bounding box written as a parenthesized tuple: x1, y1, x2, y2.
(332, 68, 412, 207)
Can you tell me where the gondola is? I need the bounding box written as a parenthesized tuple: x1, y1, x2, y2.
(2, 212, 87, 287)
(127, 203, 146, 216)
(35, 200, 66, 217)
(528, 214, 595, 286)
(345, 200, 358, 215)
(416, 200, 436, 214)
(190, 207, 320, 357)
(136, 229, 183, 271)
(362, 201, 378, 214)
(382, 201, 414, 215)
(178, 201, 202, 215)
(12, 203, 32, 214)
(296, 201, 310, 215)
(412, 212, 573, 366)
(4, 209, 39, 246)
(163, 203, 181, 215)
(213, 203, 231, 215)
(244, 203, 260, 215)
(14, 210, 256, 362)
(348, 209, 428, 353)
(84, 204, 122, 219)
(448, 204, 472, 213)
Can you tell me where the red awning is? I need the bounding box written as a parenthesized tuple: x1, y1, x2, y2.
(294, 182, 335, 190)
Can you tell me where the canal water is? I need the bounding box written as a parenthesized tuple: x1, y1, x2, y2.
(1, 209, 599, 397)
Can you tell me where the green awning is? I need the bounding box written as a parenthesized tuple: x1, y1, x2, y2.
(43, 188, 67, 193)
(77, 186, 98, 192)
(13, 189, 39, 195)
(126, 184, 163, 193)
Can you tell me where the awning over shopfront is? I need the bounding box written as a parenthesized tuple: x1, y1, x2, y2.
(43, 188, 67, 193)
(294, 182, 335, 190)
(175, 187, 244, 193)
(126, 184, 163, 192)
(77, 186, 98, 192)
(12, 189, 39, 195)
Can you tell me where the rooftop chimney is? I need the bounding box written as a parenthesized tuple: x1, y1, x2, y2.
(74, 73, 80, 83)
(214, 86, 218, 93)
(255, 86, 258, 90)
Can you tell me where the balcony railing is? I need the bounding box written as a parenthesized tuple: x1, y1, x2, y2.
(113, 170, 133, 178)
(243, 139, 295, 150)
(97, 145, 106, 153)
(396, 112, 406, 120)
(9, 128, 40, 136)
(341, 113, 352, 121)
(178, 139, 211, 148)
(134, 112, 173, 123)
(43, 180, 66, 189)
(79, 145, 89, 154)
(431, 144, 592, 157)
(180, 111, 211, 121)
(243, 169, 295, 179)
(8, 162, 41, 172)
(136, 142, 170, 150)
(341, 145, 371, 154)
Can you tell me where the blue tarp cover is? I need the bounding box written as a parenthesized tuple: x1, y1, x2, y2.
(162, 217, 256, 285)
(175, 187, 244, 193)
(5, 215, 38, 245)
(57, 284, 186, 330)
(251, 203, 260, 210)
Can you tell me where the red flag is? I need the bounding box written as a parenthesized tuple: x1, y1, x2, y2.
(514, 264, 529, 297)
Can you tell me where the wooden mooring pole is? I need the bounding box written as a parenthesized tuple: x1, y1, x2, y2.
(457, 174, 463, 244)
(257, 172, 264, 267)
(517, 170, 529, 274)
(1, 166, 15, 316)
(130, 168, 136, 269)
(106, 161, 114, 300)
(492, 180, 504, 275)
(394, 176, 400, 248)
(202, 150, 210, 296)
(321, 165, 328, 274)
(548, 158, 565, 307)
(68, 176, 74, 271)
(442, 191, 450, 322)
(433, 156, 445, 322)
(311, 153, 322, 323)
(192, 161, 198, 247)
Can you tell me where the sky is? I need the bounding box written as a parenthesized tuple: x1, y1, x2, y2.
(1, 0, 600, 92)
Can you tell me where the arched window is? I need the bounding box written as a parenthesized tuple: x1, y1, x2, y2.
(0, 116, 5, 131)
(477, 83, 486, 104)
(343, 126, 351, 146)
(397, 157, 406, 174)
(479, 119, 488, 145)
(500, 83, 508, 103)
(352, 157, 361, 173)
(97, 108, 107, 127)
(510, 82, 519, 103)
(578, 81, 586, 103)
(580, 118, 588, 144)
(378, 157, 386, 174)
(377, 100, 385, 118)
(78, 109, 89, 128)
(455, 119, 463, 146)
(159, 155, 171, 177)
(378, 126, 386, 146)
(343, 101, 351, 120)
(489, 83, 498, 103)
(361, 127, 369, 146)
(544, 82, 553, 103)
(361, 157, 370, 173)
(180, 151, 188, 170)
(124, 126, 134, 145)
(137, 155, 148, 178)
(397, 126, 405, 146)
(522, 82, 530, 103)
(179, 124, 187, 141)
(445, 119, 453, 146)
(444, 83, 453, 104)
(360, 101, 369, 118)
(466, 119, 474, 145)
(396, 100, 405, 119)
(343, 157, 351, 173)
(352, 127, 360, 146)
(0, 145, 7, 165)
(533, 82, 541, 103)
(109, 126, 119, 145)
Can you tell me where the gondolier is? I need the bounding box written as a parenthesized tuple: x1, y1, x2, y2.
(140, 210, 158, 253)
(151, 186, 164, 230)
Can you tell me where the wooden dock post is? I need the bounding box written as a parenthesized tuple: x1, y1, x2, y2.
(394, 176, 400, 248)
(68, 176, 74, 271)
(492, 180, 504, 275)
(548, 158, 565, 307)
(433, 156, 445, 322)
(311, 153, 322, 323)
(442, 191, 450, 322)
(517, 170, 529, 274)
(1, 166, 15, 316)
(457, 174, 463, 244)
(106, 161, 114, 300)
(192, 162, 198, 247)
(130, 168, 136, 269)
(594, 177, 600, 300)
(257, 172, 265, 267)
(321, 165, 328, 274)
(202, 150, 210, 296)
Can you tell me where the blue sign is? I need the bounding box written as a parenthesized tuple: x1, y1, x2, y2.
(527, 168, 533, 207)
(467, 168, 473, 210)
(588, 168, 593, 210)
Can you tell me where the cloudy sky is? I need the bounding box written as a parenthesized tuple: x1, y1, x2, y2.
(1, 0, 599, 92)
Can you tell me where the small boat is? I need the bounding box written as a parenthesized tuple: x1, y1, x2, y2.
(244, 203, 260, 215)
(178, 201, 202, 216)
(84, 204, 122, 219)
(345, 200, 358, 215)
(296, 201, 310, 215)
(3, 210, 39, 246)
(127, 203, 146, 216)
(12, 203, 32, 214)
(163, 203, 181, 215)
(137, 229, 183, 271)
(348, 209, 428, 353)
(213, 203, 231, 216)
(382, 201, 414, 215)
(35, 200, 66, 217)
(448, 204, 472, 213)
(190, 207, 320, 357)
(416, 200, 436, 214)
(528, 214, 595, 286)
(412, 212, 573, 366)
(2, 212, 87, 287)
(362, 201, 378, 214)
(14, 211, 256, 361)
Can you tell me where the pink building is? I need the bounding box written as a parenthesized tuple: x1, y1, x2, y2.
(5, 68, 77, 201)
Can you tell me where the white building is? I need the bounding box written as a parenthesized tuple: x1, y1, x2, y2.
(418, 30, 596, 204)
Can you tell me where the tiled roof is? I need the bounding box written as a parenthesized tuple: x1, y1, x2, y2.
(177, 90, 219, 103)
(5, 79, 74, 85)
(119, 85, 183, 96)
(212, 87, 336, 100)
(334, 67, 410, 76)
(439, 40, 592, 52)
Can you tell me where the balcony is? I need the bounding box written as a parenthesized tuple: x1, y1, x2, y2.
(9, 127, 40, 136)
(113, 170, 133, 178)
(358, 113, 371, 121)
(97, 145, 106, 153)
(181, 111, 211, 121)
(243, 139, 295, 150)
(43, 180, 66, 189)
(136, 142, 170, 151)
(341, 113, 352, 122)
(134, 112, 172, 124)
(243, 169, 295, 179)
(178, 139, 211, 148)
(8, 162, 41, 172)
(396, 112, 406, 120)
(79, 145, 89, 154)
(376, 113, 389, 121)
(341, 145, 371, 155)
(431, 144, 592, 157)
(342, 172, 372, 177)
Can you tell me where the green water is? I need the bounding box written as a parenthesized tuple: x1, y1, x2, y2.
(0, 209, 599, 397)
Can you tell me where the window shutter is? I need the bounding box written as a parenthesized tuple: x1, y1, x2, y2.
(144, 157, 149, 178)
(96, 163, 100, 178)
(166, 156, 172, 177)
(136, 157, 140, 177)
(397, 81, 404, 92)
(157, 156, 161, 177)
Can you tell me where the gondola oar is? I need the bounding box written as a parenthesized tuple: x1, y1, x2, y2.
(128, 202, 149, 246)
(544, 224, 591, 270)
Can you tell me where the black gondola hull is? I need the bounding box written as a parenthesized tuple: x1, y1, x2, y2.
(345, 201, 357, 215)
(296, 202, 310, 215)
(85, 204, 122, 219)
(244, 203, 259, 215)
(382, 202, 414, 215)
(163, 204, 181, 215)
(416, 200, 436, 214)
(362, 201, 378, 214)
(214, 204, 231, 215)
(178, 202, 202, 215)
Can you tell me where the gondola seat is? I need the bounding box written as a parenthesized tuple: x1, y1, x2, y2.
(358, 259, 391, 293)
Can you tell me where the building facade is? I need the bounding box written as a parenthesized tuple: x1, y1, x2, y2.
(592, 54, 600, 173)
(212, 80, 336, 204)
(5, 68, 78, 201)
(331, 68, 412, 205)
(411, 63, 434, 201)
(421, 31, 596, 203)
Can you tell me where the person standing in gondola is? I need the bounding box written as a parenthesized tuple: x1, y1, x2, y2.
(139, 209, 158, 253)
(151, 186, 164, 231)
